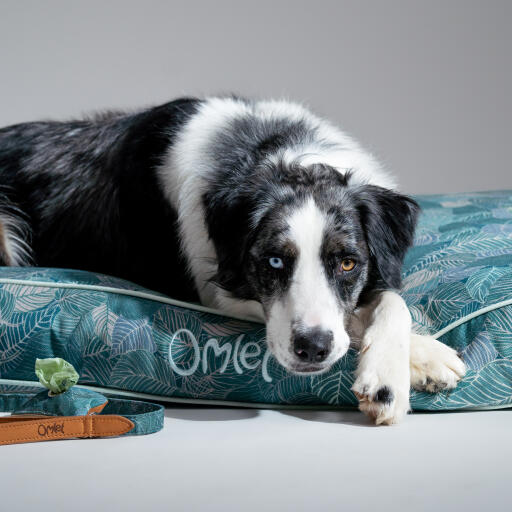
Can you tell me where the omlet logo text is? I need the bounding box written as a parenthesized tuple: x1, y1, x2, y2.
(168, 329, 273, 382)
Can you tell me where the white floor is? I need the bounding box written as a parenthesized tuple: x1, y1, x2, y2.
(1, 407, 510, 512)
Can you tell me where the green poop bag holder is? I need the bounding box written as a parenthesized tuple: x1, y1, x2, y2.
(0, 358, 163, 445)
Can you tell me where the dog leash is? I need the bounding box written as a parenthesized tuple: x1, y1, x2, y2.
(0, 358, 164, 445)
(0, 392, 164, 445)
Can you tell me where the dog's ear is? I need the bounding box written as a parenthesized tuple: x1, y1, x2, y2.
(202, 190, 257, 300)
(354, 185, 420, 290)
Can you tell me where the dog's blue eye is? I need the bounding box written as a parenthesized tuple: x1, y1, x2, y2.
(268, 257, 284, 269)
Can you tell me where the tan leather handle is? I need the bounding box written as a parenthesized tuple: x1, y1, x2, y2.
(0, 415, 134, 445)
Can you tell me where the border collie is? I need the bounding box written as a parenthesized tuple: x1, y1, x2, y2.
(0, 96, 466, 424)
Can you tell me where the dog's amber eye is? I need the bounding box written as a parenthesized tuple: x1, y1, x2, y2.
(340, 259, 356, 272)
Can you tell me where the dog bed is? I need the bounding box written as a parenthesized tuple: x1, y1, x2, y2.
(1, 190, 511, 410)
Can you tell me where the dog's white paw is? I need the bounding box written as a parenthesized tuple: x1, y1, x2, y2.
(352, 369, 410, 426)
(410, 334, 466, 393)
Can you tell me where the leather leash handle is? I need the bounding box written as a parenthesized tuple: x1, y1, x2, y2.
(0, 414, 134, 445)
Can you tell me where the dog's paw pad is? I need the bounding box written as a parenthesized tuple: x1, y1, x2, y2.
(375, 386, 393, 404)
(424, 377, 448, 393)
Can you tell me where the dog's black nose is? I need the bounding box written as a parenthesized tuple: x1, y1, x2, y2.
(293, 328, 333, 363)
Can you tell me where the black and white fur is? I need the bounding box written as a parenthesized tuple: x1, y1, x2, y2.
(0, 96, 465, 424)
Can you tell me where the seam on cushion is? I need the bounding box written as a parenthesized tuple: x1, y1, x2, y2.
(0, 278, 261, 323)
(433, 298, 512, 338)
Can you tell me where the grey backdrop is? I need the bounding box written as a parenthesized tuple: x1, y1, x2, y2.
(0, 0, 510, 194)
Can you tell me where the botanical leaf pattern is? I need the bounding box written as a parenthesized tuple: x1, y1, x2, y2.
(91, 303, 119, 345)
(0, 190, 511, 410)
(111, 317, 155, 356)
(5, 285, 56, 312)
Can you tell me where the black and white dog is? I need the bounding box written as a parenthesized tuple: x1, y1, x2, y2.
(0, 96, 465, 424)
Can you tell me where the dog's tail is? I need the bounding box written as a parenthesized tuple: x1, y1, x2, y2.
(0, 191, 32, 266)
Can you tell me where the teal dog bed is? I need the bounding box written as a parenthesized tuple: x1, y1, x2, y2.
(1, 190, 511, 410)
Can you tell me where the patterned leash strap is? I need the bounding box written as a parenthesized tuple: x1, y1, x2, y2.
(0, 392, 164, 445)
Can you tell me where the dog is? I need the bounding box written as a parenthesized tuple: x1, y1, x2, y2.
(0, 96, 466, 424)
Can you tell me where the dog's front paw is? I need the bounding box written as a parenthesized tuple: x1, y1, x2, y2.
(352, 371, 410, 426)
(410, 334, 466, 393)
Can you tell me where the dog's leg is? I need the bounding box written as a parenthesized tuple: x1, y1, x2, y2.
(351, 291, 411, 425)
(410, 333, 466, 392)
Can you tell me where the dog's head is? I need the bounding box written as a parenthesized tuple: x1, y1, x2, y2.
(204, 163, 419, 374)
